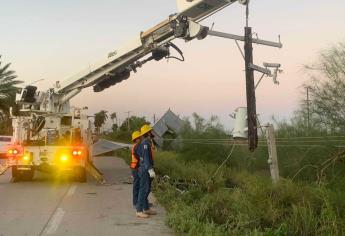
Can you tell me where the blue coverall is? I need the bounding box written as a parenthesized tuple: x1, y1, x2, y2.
(135, 137, 153, 212)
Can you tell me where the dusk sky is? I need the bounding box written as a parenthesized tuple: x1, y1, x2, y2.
(1, 0, 344, 130)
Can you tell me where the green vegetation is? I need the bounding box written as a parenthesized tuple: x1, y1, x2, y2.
(105, 115, 148, 142)
(117, 125, 345, 235)
(0, 55, 22, 135)
(154, 153, 344, 235)
(94, 110, 108, 134)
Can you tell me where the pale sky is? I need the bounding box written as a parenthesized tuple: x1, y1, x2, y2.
(1, 0, 344, 130)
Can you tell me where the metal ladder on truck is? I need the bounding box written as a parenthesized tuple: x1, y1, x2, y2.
(0, 161, 12, 175)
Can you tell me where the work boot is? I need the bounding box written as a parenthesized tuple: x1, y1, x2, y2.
(136, 212, 149, 218)
(143, 209, 157, 215)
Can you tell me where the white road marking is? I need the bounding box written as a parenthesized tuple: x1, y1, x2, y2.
(67, 185, 77, 197)
(43, 208, 65, 235)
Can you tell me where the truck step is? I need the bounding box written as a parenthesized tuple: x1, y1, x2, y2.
(0, 162, 11, 175)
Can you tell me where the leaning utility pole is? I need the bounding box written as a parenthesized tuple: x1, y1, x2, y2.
(244, 25, 258, 152)
(266, 123, 280, 184)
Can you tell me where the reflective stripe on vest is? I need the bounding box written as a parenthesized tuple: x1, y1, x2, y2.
(130, 143, 139, 169)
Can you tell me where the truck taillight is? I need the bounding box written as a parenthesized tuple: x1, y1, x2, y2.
(7, 146, 22, 157)
(8, 149, 18, 155)
(72, 150, 82, 156)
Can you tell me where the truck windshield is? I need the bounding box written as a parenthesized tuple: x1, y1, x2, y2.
(0, 137, 11, 142)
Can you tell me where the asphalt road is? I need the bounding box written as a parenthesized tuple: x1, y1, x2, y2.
(0, 157, 173, 236)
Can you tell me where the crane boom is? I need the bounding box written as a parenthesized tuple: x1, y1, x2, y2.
(16, 0, 241, 114)
(56, 0, 237, 100)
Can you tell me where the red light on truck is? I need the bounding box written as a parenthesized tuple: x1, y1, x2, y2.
(7, 147, 21, 157)
(72, 149, 82, 156)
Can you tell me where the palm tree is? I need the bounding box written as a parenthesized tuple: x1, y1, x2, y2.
(0, 56, 22, 134)
(110, 112, 117, 125)
(110, 112, 118, 132)
(0, 55, 22, 113)
(94, 110, 108, 134)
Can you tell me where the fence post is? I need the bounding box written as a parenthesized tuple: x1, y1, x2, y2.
(266, 123, 280, 184)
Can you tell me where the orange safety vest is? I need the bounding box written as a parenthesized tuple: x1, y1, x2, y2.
(130, 143, 139, 169)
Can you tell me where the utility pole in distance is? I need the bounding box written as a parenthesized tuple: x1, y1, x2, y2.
(306, 86, 311, 135)
(125, 111, 132, 131)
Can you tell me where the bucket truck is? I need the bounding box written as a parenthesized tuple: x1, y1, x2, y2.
(2, 0, 248, 181)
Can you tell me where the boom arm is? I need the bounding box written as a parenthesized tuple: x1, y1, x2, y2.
(17, 0, 243, 113)
(56, 0, 238, 103)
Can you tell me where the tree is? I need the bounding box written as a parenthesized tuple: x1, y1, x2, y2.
(0, 56, 22, 134)
(119, 116, 147, 133)
(110, 112, 118, 130)
(0, 56, 22, 113)
(304, 41, 345, 132)
(94, 110, 108, 134)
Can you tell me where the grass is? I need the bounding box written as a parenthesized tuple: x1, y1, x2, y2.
(115, 149, 345, 236)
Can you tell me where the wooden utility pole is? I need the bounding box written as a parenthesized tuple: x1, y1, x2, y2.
(208, 2, 282, 152)
(244, 26, 258, 152)
(266, 123, 280, 184)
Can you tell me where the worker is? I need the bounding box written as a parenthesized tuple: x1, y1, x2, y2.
(130, 131, 141, 208)
(140, 124, 157, 213)
(136, 124, 157, 218)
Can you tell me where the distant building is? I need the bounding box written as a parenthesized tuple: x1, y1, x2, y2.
(152, 109, 184, 149)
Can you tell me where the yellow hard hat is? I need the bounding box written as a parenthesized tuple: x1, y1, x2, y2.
(131, 131, 141, 141)
(140, 124, 153, 136)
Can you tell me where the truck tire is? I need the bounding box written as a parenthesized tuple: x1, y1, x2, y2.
(75, 167, 86, 183)
(11, 166, 20, 182)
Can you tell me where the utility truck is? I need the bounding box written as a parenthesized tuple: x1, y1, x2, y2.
(1, 0, 251, 181)
(7, 106, 92, 182)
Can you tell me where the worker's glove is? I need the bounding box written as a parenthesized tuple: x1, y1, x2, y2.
(148, 168, 156, 178)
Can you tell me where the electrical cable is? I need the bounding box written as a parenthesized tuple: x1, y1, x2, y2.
(161, 140, 345, 148)
(207, 141, 236, 183)
(166, 42, 185, 62)
(275, 136, 345, 140)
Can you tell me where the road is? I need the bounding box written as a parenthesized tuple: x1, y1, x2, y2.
(0, 157, 173, 236)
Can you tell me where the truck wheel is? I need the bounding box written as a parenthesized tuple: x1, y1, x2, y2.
(75, 167, 86, 183)
(11, 166, 20, 182)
